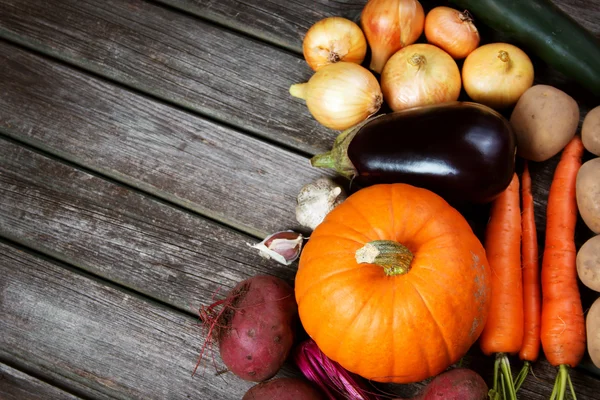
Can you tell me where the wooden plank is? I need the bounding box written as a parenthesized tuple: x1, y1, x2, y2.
(0, 241, 260, 399)
(523, 359, 600, 400)
(0, 363, 81, 400)
(0, 41, 332, 238)
(0, 0, 333, 155)
(544, 0, 600, 36)
(385, 353, 600, 400)
(0, 138, 298, 313)
(158, 0, 600, 53)
(158, 0, 363, 53)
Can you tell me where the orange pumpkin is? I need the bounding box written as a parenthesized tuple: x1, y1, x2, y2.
(295, 183, 491, 383)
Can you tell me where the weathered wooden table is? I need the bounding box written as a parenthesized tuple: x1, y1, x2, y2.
(1, 0, 600, 399)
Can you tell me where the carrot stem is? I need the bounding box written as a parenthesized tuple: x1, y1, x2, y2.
(557, 365, 568, 400)
(490, 355, 501, 400)
(550, 365, 578, 400)
(567, 369, 577, 400)
(514, 361, 530, 392)
(500, 354, 517, 400)
(550, 376, 558, 400)
(488, 353, 517, 400)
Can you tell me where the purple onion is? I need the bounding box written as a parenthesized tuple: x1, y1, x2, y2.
(294, 339, 382, 400)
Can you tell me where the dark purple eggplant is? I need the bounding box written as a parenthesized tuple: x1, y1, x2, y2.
(311, 102, 516, 204)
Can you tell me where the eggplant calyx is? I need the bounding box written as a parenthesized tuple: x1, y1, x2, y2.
(310, 116, 381, 179)
(310, 126, 357, 179)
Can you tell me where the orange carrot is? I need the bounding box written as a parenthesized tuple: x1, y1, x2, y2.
(479, 173, 522, 400)
(541, 135, 586, 400)
(515, 161, 542, 392)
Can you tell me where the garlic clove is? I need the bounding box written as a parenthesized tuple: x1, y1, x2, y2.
(296, 178, 347, 230)
(248, 231, 304, 266)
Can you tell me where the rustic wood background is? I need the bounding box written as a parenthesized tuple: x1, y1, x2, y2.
(1, 0, 600, 399)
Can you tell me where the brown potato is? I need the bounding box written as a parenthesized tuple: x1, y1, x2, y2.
(577, 235, 600, 292)
(586, 296, 600, 368)
(576, 158, 600, 234)
(583, 106, 600, 156)
(510, 85, 579, 162)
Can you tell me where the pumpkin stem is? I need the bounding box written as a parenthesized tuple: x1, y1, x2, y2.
(355, 240, 413, 276)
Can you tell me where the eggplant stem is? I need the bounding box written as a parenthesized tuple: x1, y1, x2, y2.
(289, 83, 308, 100)
(310, 152, 336, 169)
(309, 120, 371, 180)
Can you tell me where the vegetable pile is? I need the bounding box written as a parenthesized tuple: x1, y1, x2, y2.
(193, 0, 600, 399)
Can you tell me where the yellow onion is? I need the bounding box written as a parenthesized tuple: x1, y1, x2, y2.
(424, 7, 480, 59)
(381, 43, 461, 111)
(462, 42, 534, 109)
(361, 0, 425, 74)
(303, 17, 367, 71)
(289, 62, 383, 131)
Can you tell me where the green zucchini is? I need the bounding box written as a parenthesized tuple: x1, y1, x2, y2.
(451, 0, 600, 97)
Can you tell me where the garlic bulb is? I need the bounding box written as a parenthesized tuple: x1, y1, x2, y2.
(289, 62, 383, 131)
(303, 17, 367, 71)
(248, 231, 304, 265)
(296, 178, 347, 230)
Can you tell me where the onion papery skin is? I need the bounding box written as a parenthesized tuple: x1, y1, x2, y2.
(381, 43, 462, 112)
(462, 43, 534, 110)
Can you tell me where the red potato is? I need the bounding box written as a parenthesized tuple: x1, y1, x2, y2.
(396, 368, 488, 400)
(197, 275, 298, 382)
(243, 377, 326, 400)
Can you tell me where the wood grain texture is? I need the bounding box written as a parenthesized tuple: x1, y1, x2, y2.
(1, 149, 599, 398)
(1, 0, 600, 398)
(382, 353, 600, 400)
(158, 0, 600, 52)
(158, 0, 365, 53)
(0, 0, 333, 154)
(1, 0, 597, 156)
(0, 364, 81, 400)
(548, 0, 600, 36)
(0, 41, 332, 238)
(0, 241, 267, 399)
(0, 138, 299, 313)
